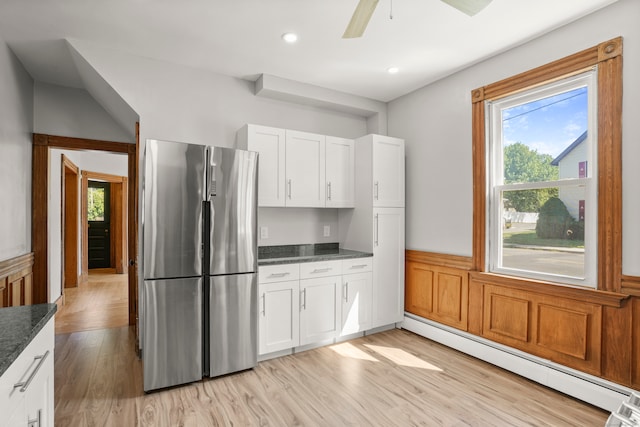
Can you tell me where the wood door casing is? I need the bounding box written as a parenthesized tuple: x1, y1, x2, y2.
(61, 154, 79, 288)
(32, 133, 137, 328)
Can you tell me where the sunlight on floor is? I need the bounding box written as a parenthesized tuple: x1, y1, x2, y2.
(330, 342, 379, 361)
(364, 344, 443, 371)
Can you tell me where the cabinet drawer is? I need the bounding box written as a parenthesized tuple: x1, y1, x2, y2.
(0, 319, 54, 417)
(259, 264, 300, 284)
(300, 260, 342, 279)
(342, 257, 373, 273)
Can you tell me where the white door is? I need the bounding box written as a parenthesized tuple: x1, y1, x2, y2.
(372, 207, 405, 328)
(244, 125, 286, 207)
(285, 130, 326, 207)
(340, 271, 372, 336)
(299, 276, 341, 345)
(325, 136, 354, 208)
(259, 281, 300, 355)
(372, 136, 405, 207)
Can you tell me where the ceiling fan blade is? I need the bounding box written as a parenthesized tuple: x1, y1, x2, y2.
(440, 0, 492, 16)
(343, 0, 379, 39)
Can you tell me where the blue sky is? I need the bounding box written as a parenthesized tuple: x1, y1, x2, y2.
(502, 87, 588, 158)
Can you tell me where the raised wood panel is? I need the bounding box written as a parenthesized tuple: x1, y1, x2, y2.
(405, 260, 468, 331)
(482, 284, 602, 375)
(434, 272, 464, 324)
(0, 253, 34, 307)
(536, 304, 588, 360)
(484, 290, 529, 343)
(405, 261, 433, 318)
(602, 303, 632, 384)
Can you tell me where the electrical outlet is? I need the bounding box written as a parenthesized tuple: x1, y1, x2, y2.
(323, 225, 331, 237)
(260, 226, 269, 239)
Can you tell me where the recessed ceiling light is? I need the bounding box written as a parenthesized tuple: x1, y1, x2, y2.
(282, 32, 298, 43)
(387, 66, 399, 74)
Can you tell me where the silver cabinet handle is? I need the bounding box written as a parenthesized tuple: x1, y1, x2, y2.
(261, 293, 266, 316)
(311, 268, 331, 274)
(350, 264, 368, 269)
(374, 181, 379, 200)
(327, 182, 332, 201)
(268, 272, 290, 278)
(343, 282, 349, 302)
(287, 179, 292, 199)
(14, 350, 49, 392)
(28, 409, 41, 427)
(300, 288, 306, 310)
(374, 214, 379, 247)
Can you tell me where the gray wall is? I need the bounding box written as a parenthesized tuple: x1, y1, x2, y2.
(0, 38, 33, 261)
(388, 0, 640, 276)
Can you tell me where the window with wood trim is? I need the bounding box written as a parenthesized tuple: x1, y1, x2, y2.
(472, 37, 623, 292)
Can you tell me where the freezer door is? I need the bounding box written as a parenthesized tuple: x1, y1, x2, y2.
(208, 146, 258, 275)
(143, 277, 203, 391)
(208, 273, 257, 377)
(144, 139, 206, 279)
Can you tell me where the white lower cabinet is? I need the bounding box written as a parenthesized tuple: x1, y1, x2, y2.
(259, 281, 300, 354)
(258, 257, 374, 356)
(299, 275, 342, 346)
(0, 317, 55, 427)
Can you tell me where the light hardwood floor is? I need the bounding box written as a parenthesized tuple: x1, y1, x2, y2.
(55, 268, 128, 334)
(53, 325, 608, 425)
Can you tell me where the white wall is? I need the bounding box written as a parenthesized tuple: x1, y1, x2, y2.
(34, 82, 132, 143)
(258, 208, 339, 247)
(0, 39, 33, 261)
(67, 40, 369, 247)
(48, 149, 128, 302)
(388, 0, 640, 276)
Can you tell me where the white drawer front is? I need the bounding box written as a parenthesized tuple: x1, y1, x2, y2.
(342, 257, 373, 273)
(300, 260, 342, 279)
(259, 264, 300, 284)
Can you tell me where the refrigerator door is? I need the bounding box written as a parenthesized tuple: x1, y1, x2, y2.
(144, 139, 206, 279)
(207, 146, 258, 276)
(208, 273, 257, 377)
(143, 277, 203, 391)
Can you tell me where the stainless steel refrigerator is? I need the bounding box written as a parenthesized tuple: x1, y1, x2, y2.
(142, 139, 258, 392)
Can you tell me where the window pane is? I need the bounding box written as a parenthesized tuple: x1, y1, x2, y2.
(501, 186, 585, 279)
(502, 87, 588, 184)
(88, 187, 105, 221)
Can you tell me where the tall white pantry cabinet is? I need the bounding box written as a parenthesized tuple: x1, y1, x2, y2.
(339, 134, 405, 329)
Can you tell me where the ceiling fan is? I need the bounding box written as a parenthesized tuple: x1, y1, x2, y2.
(343, 0, 492, 38)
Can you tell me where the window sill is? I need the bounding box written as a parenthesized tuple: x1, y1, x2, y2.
(469, 271, 630, 307)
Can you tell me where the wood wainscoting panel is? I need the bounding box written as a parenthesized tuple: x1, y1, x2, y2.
(633, 297, 640, 388)
(434, 271, 467, 326)
(405, 261, 433, 318)
(536, 304, 589, 360)
(483, 287, 530, 344)
(405, 259, 468, 331)
(0, 253, 34, 308)
(602, 302, 633, 385)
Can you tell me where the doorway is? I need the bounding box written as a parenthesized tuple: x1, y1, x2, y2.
(87, 180, 111, 269)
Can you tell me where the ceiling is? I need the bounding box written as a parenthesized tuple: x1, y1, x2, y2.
(0, 0, 619, 102)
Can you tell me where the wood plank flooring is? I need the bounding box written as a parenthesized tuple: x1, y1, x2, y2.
(55, 268, 128, 334)
(54, 325, 608, 426)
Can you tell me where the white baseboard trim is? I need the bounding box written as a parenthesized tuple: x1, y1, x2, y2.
(402, 314, 638, 412)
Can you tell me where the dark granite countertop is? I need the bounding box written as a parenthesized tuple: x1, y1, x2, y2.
(258, 243, 372, 266)
(0, 303, 57, 377)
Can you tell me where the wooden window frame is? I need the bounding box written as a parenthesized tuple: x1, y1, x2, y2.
(472, 37, 623, 293)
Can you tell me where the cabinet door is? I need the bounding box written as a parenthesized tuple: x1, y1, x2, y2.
(372, 136, 405, 207)
(340, 272, 372, 336)
(25, 351, 54, 427)
(372, 208, 405, 328)
(285, 130, 326, 207)
(299, 276, 341, 345)
(325, 136, 355, 208)
(245, 125, 286, 207)
(259, 281, 300, 355)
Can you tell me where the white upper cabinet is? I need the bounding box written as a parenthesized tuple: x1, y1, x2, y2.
(325, 136, 355, 208)
(237, 124, 286, 207)
(285, 130, 326, 207)
(372, 136, 405, 207)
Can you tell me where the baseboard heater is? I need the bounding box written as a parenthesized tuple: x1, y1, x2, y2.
(402, 314, 637, 412)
